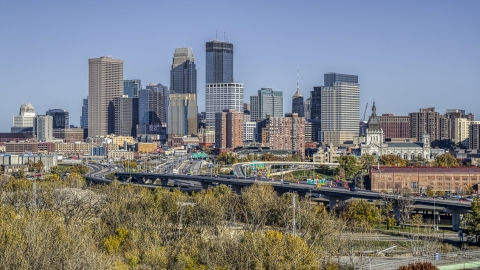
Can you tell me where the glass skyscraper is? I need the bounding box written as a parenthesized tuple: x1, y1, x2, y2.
(170, 48, 196, 94)
(324, 72, 358, 87)
(123, 79, 142, 97)
(205, 40, 234, 84)
(81, 98, 88, 129)
(138, 83, 168, 134)
(46, 109, 69, 129)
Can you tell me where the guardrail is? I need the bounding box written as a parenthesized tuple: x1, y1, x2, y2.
(367, 250, 480, 269)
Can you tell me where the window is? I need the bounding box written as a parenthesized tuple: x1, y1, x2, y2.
(412, 182, 418, 189)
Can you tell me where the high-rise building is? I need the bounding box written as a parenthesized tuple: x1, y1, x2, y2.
(378, 114, 410, 139)
(303, 97, 311, 120)
(88, 56, 124, 137)
(469, 124, 480, 149)
(205, 83, 244, 129)
(138, 83, 169, 134)
(292, 71, 304, 117)
(445, 109, 474, 143)
(168, 48, 198, 138)
(455, 118, 480, 147)
(310, 87, 321, 119)
(170, 48, 196, 94)
(167, 94, 198, 138)
(46, 109, 69, 129)
(319, 73, 360, 144)
(243, 102, 250, 111)
(81, 98, 88, 129)
(123, 79, 142, 97)
(215, 109, 243, 151)
(256, 113, 306, 158)
(113, 96, 139, 137)
(243, 121, 256, 142)
(259, 88, 283, 120)
(11, 103, 36, 133)
(408, 107, 453, 148)
(206, 40, 234, 84)
(35, 115, 53, 142)
(250, 96, 259, 122)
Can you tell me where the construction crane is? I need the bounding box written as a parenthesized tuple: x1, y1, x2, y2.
(361, 103, 369, 135)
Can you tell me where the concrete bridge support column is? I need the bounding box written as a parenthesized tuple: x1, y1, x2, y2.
(161, 179, 169, 186)
(231, 185, 242, 194)
(445, 208, 469, 231)
(323, 195, 346, 211)
(201, 182, 209, 190)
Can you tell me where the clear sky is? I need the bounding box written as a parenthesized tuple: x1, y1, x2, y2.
(0, 0, 479, 131)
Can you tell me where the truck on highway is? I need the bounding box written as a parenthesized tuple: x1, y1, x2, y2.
(172, 169, 178, 175)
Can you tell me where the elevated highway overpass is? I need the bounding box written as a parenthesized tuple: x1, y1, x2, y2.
(232, 161, 340, 178)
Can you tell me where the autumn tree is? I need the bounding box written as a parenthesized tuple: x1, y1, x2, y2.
(435, 153, 460, 167)
(337, 155, 360, 179)
(381, 154, 405, 166)
(359, 153, 377, 172)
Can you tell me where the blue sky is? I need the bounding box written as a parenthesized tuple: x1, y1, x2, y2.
(0, 0, 479, 131)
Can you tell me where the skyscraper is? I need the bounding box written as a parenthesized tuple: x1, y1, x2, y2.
(206, 40, 234, 84)
(46, 109, 69, 129)
(81, 98, 88, 129)
(123, 79, 142, 97)
(168, 48, 198, 138)
(88, 56, 123, 137)
(215, 109, 243, 151)
(167, 94, 198, 138)
(319, 72, 360, 144)
(259, 88, 283, 119)
(170, 48, 196, 94)
(138, 83, 168, 134)
(292, 71, 304, 117)
(113, 96, 139, 137)
(205, 83, 244, 128)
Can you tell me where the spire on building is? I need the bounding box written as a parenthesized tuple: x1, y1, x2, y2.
(367, 101, 381, 131)
(293, 69, 302, 98)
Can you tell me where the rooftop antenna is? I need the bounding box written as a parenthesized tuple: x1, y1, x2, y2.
(296, 68, 300, 93)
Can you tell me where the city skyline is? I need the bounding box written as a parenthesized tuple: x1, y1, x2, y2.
(0, 1, 479, 131)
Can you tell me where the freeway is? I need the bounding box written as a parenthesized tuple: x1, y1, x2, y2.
(232, 161, 340, 178)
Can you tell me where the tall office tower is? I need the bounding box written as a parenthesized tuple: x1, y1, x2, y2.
(310, 87, 321, 119)
(408, 107, 451, 147)
(445, 109, 474, 143)
(303, 97, 311, 120)
(378, 114, 410, 139)
(455, 118, 480, 147)
(138, 83, 168, 134)
(113, 96, 139, 137)
(256, 113, 305, 158)
(123, 79, 142, 97)
(11, 103, 36, 133)
(205, 83, 244, 128)
(46, 109, 69, 129)
(170, 48, 196, 94)
(243, 121, 256, 142)
(206, 40, 234, 84)
(88, 56, 123, 137)
(167, 94, 198, 138)
(34, 115, 53, 142)
(319, 73, 360, 144)
(258, 88, 283, 119)
(250, 96, 259, 122)
(81, 98, 88, 129)
(215, 109, 243, 151)
(292, 71, 304, 117)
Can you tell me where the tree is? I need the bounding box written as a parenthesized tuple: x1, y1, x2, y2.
(12, 169, 25, 179)
(216, 152, 238, 165)
(380, 154, 405, 166)
(464, 198, 480, 242)
(359, 153, 377, 172)
(343, 199, 380, 228)
(398, 262, 438, 270)
(435, 153, 460, 167)
(337, 155, 360, 180)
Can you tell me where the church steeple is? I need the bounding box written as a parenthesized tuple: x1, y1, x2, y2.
(367, 101, 381, 131)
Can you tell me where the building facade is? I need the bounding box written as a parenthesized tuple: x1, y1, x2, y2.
(250, 95, 259, 122)
(205, 40, 233, 84)
(258, 88, 283, 120)
(167, 94, 198, 138)
(215, 109, 243, 151)
(378, 114, 410, 139)
(170, 48, 196, 94)
(370, 166, 480, 193)
(46, 109, 69, 129)
(292, 71, 304, 117)
(123, 79, 142, 97)
(35, 115, 53, 142)
(243, 121, 256, 142)
(12, 103, 36, 133)
(88, 56, 124, 137)
(138, 83, 168, 134)
(320, 73, 360, 144)
(205, 83, 244, 128)
(113, 96, 139, 137)
(81, 98, 88, 129)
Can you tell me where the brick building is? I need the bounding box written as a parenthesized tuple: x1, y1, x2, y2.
(378, 114, 410, 139)
(370, 166, 480, 193)
(215, 109, 243, 152)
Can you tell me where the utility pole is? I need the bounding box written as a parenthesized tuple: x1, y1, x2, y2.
(292, 193, 296, 237)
